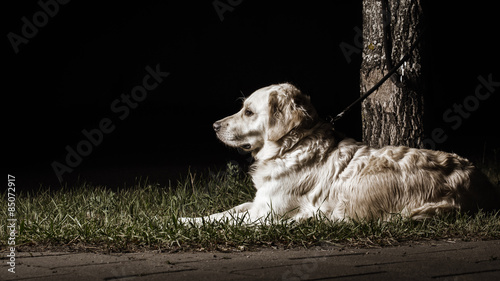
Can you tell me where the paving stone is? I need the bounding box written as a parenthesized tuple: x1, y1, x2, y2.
(1, 240, 499, 280)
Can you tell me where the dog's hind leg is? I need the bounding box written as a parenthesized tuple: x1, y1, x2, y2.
(408, 201, 459, 220)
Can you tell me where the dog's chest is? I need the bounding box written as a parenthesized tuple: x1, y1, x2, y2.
(251, 154, 317, 191)
(251, 158, 290, 189)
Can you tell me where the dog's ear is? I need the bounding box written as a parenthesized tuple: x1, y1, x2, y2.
(267, 89, 310, 142)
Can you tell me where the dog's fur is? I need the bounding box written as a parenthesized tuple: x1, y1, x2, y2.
(182, 83, 499, 224)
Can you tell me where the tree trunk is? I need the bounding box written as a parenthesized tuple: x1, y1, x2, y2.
(361, 0, 425, 148)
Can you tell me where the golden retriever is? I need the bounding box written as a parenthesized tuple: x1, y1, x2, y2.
(181, 83, 499, 225)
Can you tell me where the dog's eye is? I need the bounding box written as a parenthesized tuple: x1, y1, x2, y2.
(245, 109, 254, 117)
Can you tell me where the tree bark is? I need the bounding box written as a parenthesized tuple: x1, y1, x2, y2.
(361, 0, 425, 148)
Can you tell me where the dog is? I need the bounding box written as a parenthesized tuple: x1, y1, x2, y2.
(181, 83, 499, 225)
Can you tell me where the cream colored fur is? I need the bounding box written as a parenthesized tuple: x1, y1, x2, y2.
(181, 83, 499, 225)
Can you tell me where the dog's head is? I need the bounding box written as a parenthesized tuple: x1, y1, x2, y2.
(213, 83, 318, 153)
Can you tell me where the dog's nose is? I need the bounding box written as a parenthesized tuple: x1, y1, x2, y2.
(213, 122, 222, 132)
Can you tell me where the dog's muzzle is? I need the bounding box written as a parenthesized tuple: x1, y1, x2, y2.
(213, 121, 251, 150)
(213, 121, 222, 132)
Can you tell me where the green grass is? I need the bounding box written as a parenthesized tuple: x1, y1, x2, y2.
(2, 164, 500, 253)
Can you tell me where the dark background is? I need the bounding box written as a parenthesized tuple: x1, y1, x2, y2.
(4, 1, 499, 189)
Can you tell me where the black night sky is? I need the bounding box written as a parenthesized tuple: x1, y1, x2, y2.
(4, 1, 499, 189)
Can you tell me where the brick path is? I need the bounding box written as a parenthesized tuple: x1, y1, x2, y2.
(2, 240, 499, 280)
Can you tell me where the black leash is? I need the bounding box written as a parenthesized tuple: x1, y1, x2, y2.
(329, 8, 422, 126)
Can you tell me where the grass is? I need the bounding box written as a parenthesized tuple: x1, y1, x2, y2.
(1, 163, 500, 253)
